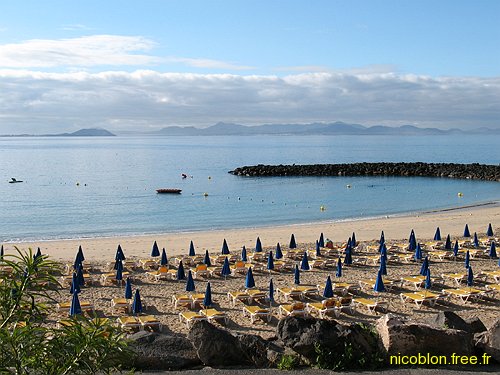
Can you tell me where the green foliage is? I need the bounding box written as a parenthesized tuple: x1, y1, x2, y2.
(0, 247, 132, 374)
(277, 354, 299, 370)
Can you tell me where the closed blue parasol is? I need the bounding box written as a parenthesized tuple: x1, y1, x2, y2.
(245, 267, 255, 288)
(473, 232, 479, 248)
(300, 252, 310, 271)
(319, 232, 325, 248)
(315, 240, 321, 257)
(424, 268, 432, 289)
(414, 243, 423, 261)
(76, 264, 85, 286)
(267, 251, 274, 271)
(434, 227, 441, 241)
(0, 245, 3, 260)
(203, 250, 212, 266)
(487, 223, 494, 237)
(189, 240, 196, 256)
(203, 282, 212, 307)
(445, 234, 452, 250)
(221, 239, 230, 255)
(352, 232, 357, 247)
(380, 254, 387, 276)
(255, 237, 263, 253)
(115, 244, 125, 261)
(467, 266, 474, 287)
(113, 258, 122, 270)
(419, 256, 429, 276)
(453, 240, 459, 257)
(151, 241, 160, 257)
(294, 264, 300, 285)
(464, 224, 471, 238)
(70, 273, 81, 294)
(380, 243, 387, 257)
(374, 270, 385, 292)
(323, 275, 334, 298)
(77, 245, 85, 262)
(289, 234, 297, 249)
(35, 247, 42, 259)
(336, 258, 342, 277)
(489, 242, 497, 258)
(379, 230, 385, 245)
(465, 250, 470, 269)
(160, 248, 168, 266)
(241, 246, 247, 262)
(344, 246, 353, 265)
(177, 260, 186, 280)
(409, 230, 417, 251)
(125, 277, 132, 299)
(186, 270, 195, 292)
(69, 291, 82, 316)
(132, 289, 143, 315)
(275, 243, 283, 259)
(269, 278, 275, 303)
(115, 260, 123, 281)
(221, 257, 231, 278)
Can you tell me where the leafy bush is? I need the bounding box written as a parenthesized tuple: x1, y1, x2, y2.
(277, 354, 299, 370)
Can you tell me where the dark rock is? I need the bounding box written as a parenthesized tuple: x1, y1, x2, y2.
(474, 319, 500, 363)
(464, 316, 487, 334)
(128, 331, 201, 370)
(376, 314, 474, 357)
(432, 311, 487, 334)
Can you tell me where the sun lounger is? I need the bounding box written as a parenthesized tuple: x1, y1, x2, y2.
(277, 287, 304, 301)
(242, 305, 271, 323)
(294, 285, 320, 299)
(485, 284, 500, 296)
(179, 311, 207, 327)
(111, 298, 130, 313)
(310, 259, 326, 269)
(441, 273, 467, 286)
(139, 259, 157, 269)
(359, 278, 398, 292)
(57, 300, 94, 313)
(247, 289, 268, 303)
(248, 252, 264, 263)
(199, 308, 228, 324)
(400, 292, 438, 308)
(230, 261, 247, 275)
(146, 266, 169, 281)
(117, 316, 142, 330)
(191, 293, 206, 308)
(227, 291, 250, 306)
(442, 287, 486, 304)
(138, 315, 162, 331)
(278, 302, 307, 318)
(100, 271, 130, 285)
(210, 255, 228, 265)
(207, 266, 224, 277)
(338, 295, 354, 313)
(273, 260, 294, 272)
(482, 270, 500, 283)
(191, 264, 209, 279)
(401, 276, 425, 290)
(352, 297, 388, 314)
(172, 294, 193, 309)
(306, 298, 341, 318)
(428, 251, 451, 261)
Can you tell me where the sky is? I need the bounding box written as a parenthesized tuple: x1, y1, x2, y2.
(0, 0, 499, 133)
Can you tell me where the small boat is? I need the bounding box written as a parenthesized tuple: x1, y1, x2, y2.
(156, 188, 182, 194)
(9, 178, 23, 184)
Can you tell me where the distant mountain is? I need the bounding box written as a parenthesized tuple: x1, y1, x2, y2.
(53, 128, 116, 137)
(153, 121, 498, 136)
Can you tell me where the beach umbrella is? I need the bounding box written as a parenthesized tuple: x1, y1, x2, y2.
(424, 268, 432, 289)
(380, 254, 387, 276)
(414, 243, 422, 261)
(267, 251, 274, 271)
(323, 275, 334, 298)
(409, 230, 417, 252)
(124, 277, 132, 299)
(346, 237, 352, 251)
(269, 278, 274, 303)
(352, 232, 357, 247)
(464, 224, 471, 238)
(294, 264, 300, 285)
(221, 239, 230, 255)
(319, 233, 325, 248)
(189, 240, 196, 256)
(177, 260, 186, 280)
(473, 232, 479, 248)
(241, 246, 247, 262)
(245, 267, 255, 289)
(379, 231, 385, 245)
(131, 289, 143, 315)
(70, 273, 81, 294)
(76, 245, 85, 262)
(203, 250, 212, 266)
(221, 257, 231, 278)
(336, 258, 342, 277)
(69, 291, 82, 316)
(444, 234, 452, 250)
(487, 223, 494, 237)
(186, 270, 195, 292)
(34, 247, 42, 259)
(76, 264, 85, 286)
(419, 256, 429, 276)
(467, 266, 474, 287)
(344, 246, 353, 265)
(203, 282, 212, 308)
(453, 240, 459, 257)
(289, 234, 297, 249)
(115, 244, 125, 261)
(73, 253, 83, 271)
(160, 248, 168, 266)
(113, 258, 122, 270)
(255, 237, 263, 253)
(151, 241, 160, 257)
(300, 251, 310, 271)
(465, 250, 470, 269)
(0, 245, 3, 260)
(275, 243, 283, 259)
(434, 227, 441, 241)
(380, 243, 387, 257)
(374, 270, 385, 292)
(315, 240, 321, 257)
(489, 242, 497, 258)
(115, 260, 123, 283)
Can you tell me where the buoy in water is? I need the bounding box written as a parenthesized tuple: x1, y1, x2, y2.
(320, 205, 326, 211)
(203, 192, 208, 197)
(458, 192, 463, 197)
(208, 176, 211, 180)
(346, 184, 351, 188)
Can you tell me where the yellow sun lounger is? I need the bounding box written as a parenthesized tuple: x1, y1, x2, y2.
(191, 264, 209, 279)
(179, 311, 207, 327)
(117, 316, 142, 330)
(242, 305, 271, 323)
(227, 291, 250, 306)
(199, 308, 228, 324)
(482, 270, 500, 283)
(138, 315, 162, 331)
(146, 266, 169, 281)
(230, 261, 247, 275)
(110, 298, 131, 313)
(306, 299, 341, 318)
(485, 284, 500, 296)
(352, 297, 388, 314)
(247, 289, 268, 303)
(441, 273, 467, 286)
(57, 300, 94, 313)
(442, 288, 486, 304)
(400, 292, 438, 308)
(277, 287, 304, 301)
(278, 302, 307, 318)
(172, 294, 193, 309)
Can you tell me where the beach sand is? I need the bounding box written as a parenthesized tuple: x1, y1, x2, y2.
(2, 203, 500, 339)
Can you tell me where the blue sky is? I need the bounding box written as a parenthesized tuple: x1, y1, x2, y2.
(0, 0, 499, 133)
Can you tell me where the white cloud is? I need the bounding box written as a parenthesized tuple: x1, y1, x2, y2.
(0, 35, 159, 68)
(166, 57, 255, 71)
(0, 69, 498, 133)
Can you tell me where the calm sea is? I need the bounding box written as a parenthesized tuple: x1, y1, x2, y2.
(0, 134, 499, 242)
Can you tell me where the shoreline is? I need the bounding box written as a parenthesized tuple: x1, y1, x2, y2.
(4, 201, 499, 262)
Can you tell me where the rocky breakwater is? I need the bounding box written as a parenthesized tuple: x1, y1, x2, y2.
(229, 162, 500, 181)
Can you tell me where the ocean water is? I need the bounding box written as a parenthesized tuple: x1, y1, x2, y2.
(0, 134, 499, 242)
